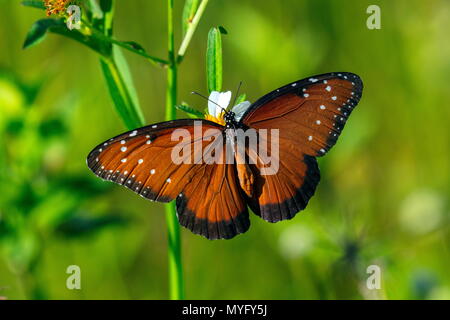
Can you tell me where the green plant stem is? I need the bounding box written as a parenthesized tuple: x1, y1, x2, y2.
(177, 0, 209, 63)
(165, 0, 184, 300)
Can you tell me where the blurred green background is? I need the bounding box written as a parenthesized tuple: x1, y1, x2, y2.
(0, 0, 449, 300)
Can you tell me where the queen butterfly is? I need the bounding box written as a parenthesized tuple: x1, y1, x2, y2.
(87, 72, 363, 240)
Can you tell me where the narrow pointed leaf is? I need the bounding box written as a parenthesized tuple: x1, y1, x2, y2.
(23, 19, 61, 49)
(21, 0, 45, 10)
(176, 103, 204, 119)
(206, 27, 223, 93)
(235, 93, 247, 105)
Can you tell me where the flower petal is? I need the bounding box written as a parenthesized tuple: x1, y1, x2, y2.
(217, 91, 232, 113)
(231, 101, 251, 122)
(208, 91, 220, 117)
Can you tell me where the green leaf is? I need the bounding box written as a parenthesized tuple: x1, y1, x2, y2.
(31, 190, 80, 231)
(99, 0, 114, 36)
(21, 0, 45, 10)
(56, 214, 127, 238)
(122, 41, 146, 52)
(206, 27, 223, 94)
(176, 103, 204, 119)
(86, 0, 104, 19)
(113, 46, 145, 126)
(100, 59, 135, 129)
(218, 25, 228, 35)
(182, 0, 200, 36)
(23, 18, 111, 56)
(235, 93, 247, 105)
(100, 51, 145, 130)
(22, 19, 61, 49)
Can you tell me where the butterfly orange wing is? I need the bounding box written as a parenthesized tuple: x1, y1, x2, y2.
(241, 72, 363, 222)
(176, 141, 249, 240)
(87, 119, 249, 239)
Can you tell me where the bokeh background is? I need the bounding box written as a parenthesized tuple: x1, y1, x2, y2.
(0, 0, 449, 299)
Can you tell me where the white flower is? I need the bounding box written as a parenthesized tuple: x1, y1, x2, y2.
(207, 90, 251, 123)
(232, 101, 251, 122)
(208, 91, 232, 118)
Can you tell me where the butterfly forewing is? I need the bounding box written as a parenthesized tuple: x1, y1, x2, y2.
(242, 72, 363, 157)
(88, 120, 217, 202)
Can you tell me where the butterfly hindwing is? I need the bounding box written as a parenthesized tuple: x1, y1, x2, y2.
(176, 142, 250, 239)
(244, 134, 321, 222)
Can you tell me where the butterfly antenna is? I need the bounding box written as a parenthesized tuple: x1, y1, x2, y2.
(232, 81, 243, 107)
(191, 91, 228, 114)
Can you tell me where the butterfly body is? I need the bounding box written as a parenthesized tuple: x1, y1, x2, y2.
(87, 72, 363, 240)
(224, 111, 240, 128)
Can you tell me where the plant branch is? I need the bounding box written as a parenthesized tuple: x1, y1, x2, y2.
(165, 0, 184, 300)
(177, 0, 209, 63)
(98, 32, 170, 67)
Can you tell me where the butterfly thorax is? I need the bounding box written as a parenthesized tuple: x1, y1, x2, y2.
(224, 111, 239, 129)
